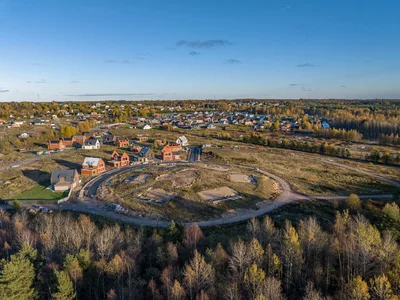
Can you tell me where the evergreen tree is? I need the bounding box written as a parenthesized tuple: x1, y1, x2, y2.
(0, 246, 36, 300)
(53, 270, 76, 300)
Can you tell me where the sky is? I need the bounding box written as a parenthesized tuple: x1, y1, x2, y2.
(0, 0, 399, 102)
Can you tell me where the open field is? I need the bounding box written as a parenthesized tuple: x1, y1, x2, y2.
(203, 147, 399, 197)
(99, 164, 277, 221)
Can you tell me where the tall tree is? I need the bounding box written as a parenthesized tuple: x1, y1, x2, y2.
(53, 270, 76, 300)
(0, 244, 36, 300)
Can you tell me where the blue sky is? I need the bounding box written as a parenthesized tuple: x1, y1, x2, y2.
(0, 0, 399, 102)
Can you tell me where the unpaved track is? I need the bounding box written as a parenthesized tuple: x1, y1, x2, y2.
(4, 160, 400, 228)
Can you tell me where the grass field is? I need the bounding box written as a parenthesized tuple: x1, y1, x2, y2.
(203, 148, 399, 196)
(10, 185, 68, 200)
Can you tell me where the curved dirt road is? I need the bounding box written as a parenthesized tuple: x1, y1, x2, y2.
(52, 160, 399, 228)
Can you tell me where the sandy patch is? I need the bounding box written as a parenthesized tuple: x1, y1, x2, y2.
(124, 174, 151, 184)
(140, 188, 176, 203)
(230, 173, 257, 183)
(198, 186, 239, 202)
(171, 169, 199, 188)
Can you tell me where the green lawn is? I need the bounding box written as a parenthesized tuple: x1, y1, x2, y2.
(10, 185, 68, 200)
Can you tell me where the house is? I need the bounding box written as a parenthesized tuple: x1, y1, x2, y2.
(18, 132, 30, 139)
(108, 151, 130, 167)
(51, 169, 79, 191)
(143, 124, 152, 130)
(11, 121, 24, 128)
(48, 139, 65, 150)
(81, 157, 106, 175)
(176, 135, 189, 146)
(74, 135, 87, 145)
(32, 119, 46, 126)
(138, 147, 154, 161)
(116, 137, 129, 148)
(82, 138, 100, 150)
(130, 145, 142, 153)
(164, 143, 182, 152)
(322, 121, 330, 129)
(136, 134, 149, 143)
(62, 137, 76, 147)
(161, 144, 182, 161)
(103, 134, 116, 145)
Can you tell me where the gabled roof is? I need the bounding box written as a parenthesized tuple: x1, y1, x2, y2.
(139, 147, 152, 156)
(83, 157, 102, 167)
(178, 135, 188, 143)
(84, 138, 99, 146)
(51, 169, 78, 184)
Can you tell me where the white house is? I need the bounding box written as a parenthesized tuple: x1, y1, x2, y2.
(143, 124, 152, 130)
(82, 138, 101, 150)
(18, 132, 30, 139)
(176, 135, 189, 146)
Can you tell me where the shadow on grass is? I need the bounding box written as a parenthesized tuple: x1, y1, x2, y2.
(22, 169, 50, 186)
(33, 142, 47, 149)
(55, 159, 81, 171)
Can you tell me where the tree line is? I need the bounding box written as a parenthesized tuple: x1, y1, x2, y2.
(1, 200, 400, 299)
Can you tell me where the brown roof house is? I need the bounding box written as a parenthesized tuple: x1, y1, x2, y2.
(116, 137, 130, 148)
(48, 139, 65, 150)
(51, 169, 79, 191)
(108, 151, 130, 167)
(161, 144, 182, 161)
(62, 137, 76, 147)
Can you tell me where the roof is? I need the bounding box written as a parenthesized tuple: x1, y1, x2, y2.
(83, 157, 101, 167)
(178, 135, 188, 143)
(139, 147, 152, 156)
(51, 169, 78, 184)
(84, 138, 99, 146)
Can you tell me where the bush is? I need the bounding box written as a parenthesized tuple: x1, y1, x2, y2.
(382, 202, 400, 221)
(345, 194, 361, 210)
(12, 200, 22, 211)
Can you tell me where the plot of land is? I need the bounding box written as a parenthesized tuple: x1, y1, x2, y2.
(230, 173, 257, 184)
(198, 186, 239, 202)
(10, 185, 68, 201)
(123, 174, 151, 185)
(140, 188, 176, 203)
(170, 169, 199, 188)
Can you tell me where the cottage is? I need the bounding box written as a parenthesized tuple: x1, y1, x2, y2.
(138, 147, 154, 161)
(108, 151, 130, 167)
(163, 143, 181, 152)
(48, 139, 65, 150)
(62, 137, 76, 147)
(32, 119, 46, 126)
(143, 124, 152, 130)
(130, 145, 142, 153)
(51, 169, 79, 191)
(161, 144, 181, 161)
(82, 138, 101, 150)
(116, 137, 129, 148)
(74, 135, 87, 145)
(81, 157, 106, 175)
(135, 134, 149, 143)
(176, 135, 189, 146)
(103, 134, 117, 145)
(18, 132, 30, 139)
